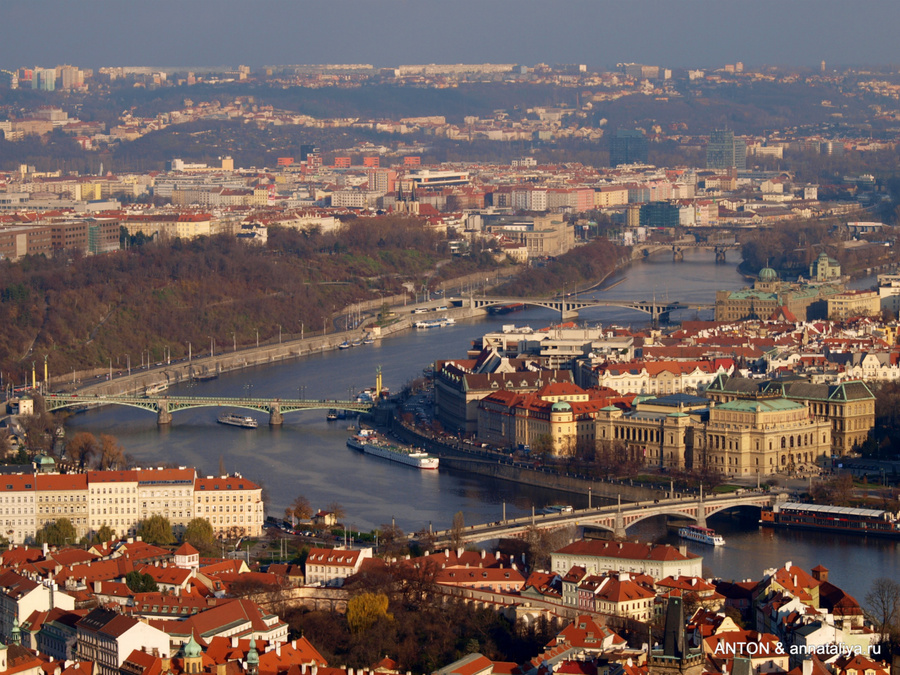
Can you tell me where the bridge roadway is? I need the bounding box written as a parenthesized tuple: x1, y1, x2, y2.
(426, 491, 785, 544)
(465, 296, 712, 322)
(44, 392, 373, 426)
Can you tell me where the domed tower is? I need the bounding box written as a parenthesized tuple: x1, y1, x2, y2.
(755, 266, 779, 293)
(182, 632, 203, 674)
(246, 639, 260, 675)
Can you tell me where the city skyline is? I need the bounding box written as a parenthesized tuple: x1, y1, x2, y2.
(6, 0, 900, 71)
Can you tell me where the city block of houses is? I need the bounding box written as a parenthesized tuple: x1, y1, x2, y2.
(0, 520, 886, 675)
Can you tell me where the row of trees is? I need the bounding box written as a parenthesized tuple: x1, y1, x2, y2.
(65, 432, 127, 470)
(32, 514, 219, 554)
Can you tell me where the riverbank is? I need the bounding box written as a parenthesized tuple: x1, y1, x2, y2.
(62, 253, 634, 398)
(388, 417, 677, 502)
(69, 301, 490, 397)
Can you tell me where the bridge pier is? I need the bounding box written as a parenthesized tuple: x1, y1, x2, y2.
(614, 511, 626, 539)
(715, 247, 727, 263)
(157, 404, 172, 426)
(673, 246, 684, 261)
(560, 303, 579, 321)
(695, 499, 707, 528)
(269, 403, 283, 426)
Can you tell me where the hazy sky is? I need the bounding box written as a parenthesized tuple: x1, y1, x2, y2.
(6, 0, 900, 71)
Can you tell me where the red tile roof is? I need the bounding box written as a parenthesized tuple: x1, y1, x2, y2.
(556, 539, 699, 562)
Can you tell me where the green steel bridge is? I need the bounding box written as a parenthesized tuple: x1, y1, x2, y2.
(44, 392, 374, 426)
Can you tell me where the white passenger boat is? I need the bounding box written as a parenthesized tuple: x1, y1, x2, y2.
(678, 525, 725, 546)
(217, 413, 259, 429)
(346, 430, 439, 470)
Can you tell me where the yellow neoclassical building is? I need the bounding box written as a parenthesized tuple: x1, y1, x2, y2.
(594, 393, 833, 476)
(693, 398, 831, 476)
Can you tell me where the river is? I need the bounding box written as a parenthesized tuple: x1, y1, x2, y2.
(66, 250, 895, 601)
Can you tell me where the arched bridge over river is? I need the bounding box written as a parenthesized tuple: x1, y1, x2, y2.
(44, 393, 373, 426)
(464, 296, 712, 322)
(426, 491, 785, 544)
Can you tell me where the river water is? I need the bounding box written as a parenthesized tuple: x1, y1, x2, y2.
(66, 251, 896, 601)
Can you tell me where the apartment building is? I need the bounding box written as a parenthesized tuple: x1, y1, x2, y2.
(0, 475, 36, 544)
(137, 468, 196, 534)
(86, 471, 139, 538)
(193, 474, 265, 537)
(76, 608, 170, 675)
(35, 474, 89, 540)
(0, 469, 263, 543)
(120, 214, 214, 241)
(0, 570, 75, 641)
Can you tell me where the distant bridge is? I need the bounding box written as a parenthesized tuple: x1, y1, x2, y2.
(426, 491, 784, 544)
(44, 393, 373, 426)
(671, 242, 741, 262)
(465, 296, 712, 323)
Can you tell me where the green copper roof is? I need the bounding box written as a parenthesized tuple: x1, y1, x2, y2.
(716, 398, 804, 412)
(246, 639, 259, 665)
(183, 632, 202, 659)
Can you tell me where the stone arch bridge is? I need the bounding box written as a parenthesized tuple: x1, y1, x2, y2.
(465, 296, 711, 322)
(427, 491, 785, 545)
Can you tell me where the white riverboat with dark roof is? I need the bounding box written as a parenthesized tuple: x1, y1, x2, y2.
(217, 413, 259, 429)
(347, 429, 439, 470)
(678, 524, 725, 546)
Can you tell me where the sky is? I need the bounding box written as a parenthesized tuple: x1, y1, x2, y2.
(6, 0, 900, 72)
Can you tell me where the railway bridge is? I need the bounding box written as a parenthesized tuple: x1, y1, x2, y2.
(44, 393, 373, 426)
(426, 490, 785, 545)
(672, 242, 741, 263)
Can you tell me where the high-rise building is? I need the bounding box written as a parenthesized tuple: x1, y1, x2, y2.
(706, 129, 746, 170)
(610, 129, 649, 167)
(59, 65, 83, 90)
(32, 68, 56, 91)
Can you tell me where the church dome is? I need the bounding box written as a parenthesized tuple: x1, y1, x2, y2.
(758, 267, 778, 281)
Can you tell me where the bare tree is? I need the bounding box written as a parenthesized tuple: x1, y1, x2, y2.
(524, 524, 576, 572)
(284, 494, 312, 524)
(66, 432, 98, 469)
(865, 577, 900, 643)
(450, 511, 465, 551)
(327, 501, 346, 521)
(98, 434, 125, 470)
(379, 522, 407, 558)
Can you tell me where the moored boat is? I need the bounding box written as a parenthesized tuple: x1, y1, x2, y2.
(346, 430, 439, 470)
(489, 302, 525, 315)
(760, 502, 900, 538)
(678, 525, 725, 546)
(217, 413, 258, 429)
(326, 409, 339, 421)
(543, 504, 574, 515)
(338, 341, 351, 349)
